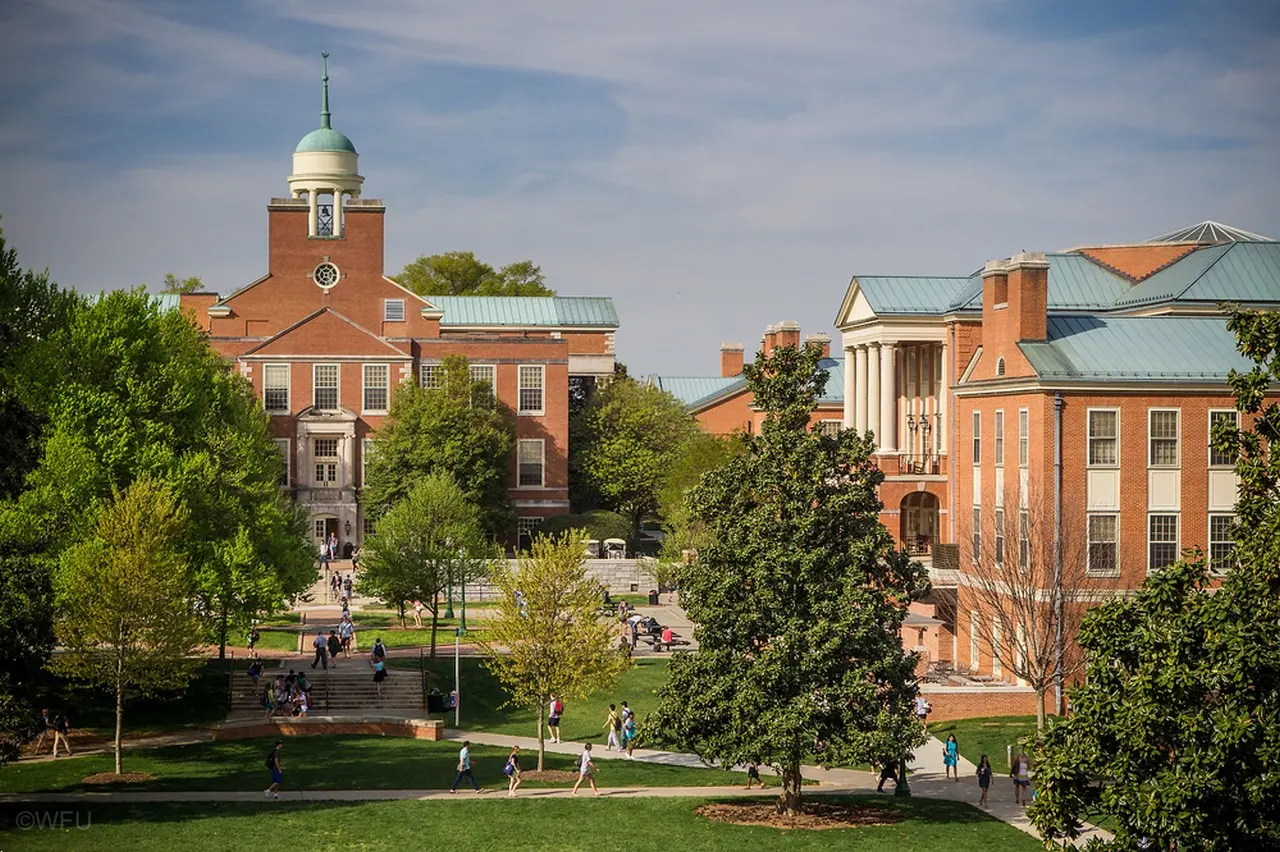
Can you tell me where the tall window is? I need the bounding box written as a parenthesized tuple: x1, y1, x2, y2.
(972, 411, 981, 463)
(420, 363, 442, 389)
(1087, 514, 1119, 575)
(470, 364, 496, 405)
(1148, 409, 1180, 467)
(383, 299, 405, 322)
(994, 508, 1005, 564)
(819, 419, 842, 437)
(362, 516, 376, 538)
(363, 364, 389, 412)
(361, 438, 374, 488)
(517, 439, 544, 487)
(273, 438, 290, 486)
(1209, 514, 1236, 572)
(991, 622, 1003, 678)
(1209, 410, 1239, 467)
(517, 517, 544, 547)
(1148, 514, 1178, 573)
(994, 410, 1005, 466)
(518, 365, 544, 414)
(971, 507, 981, 561)
(313, 437, 339, 486)
(264, 364, 290, 412)
(1088, 410, 1118, 466)
(1019, 510, 1030, 571)
(313, 364, 339, 410)
(968, 612, 980, 671)
(1018, 409, 1029, 467)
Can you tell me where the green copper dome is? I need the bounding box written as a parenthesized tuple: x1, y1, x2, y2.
(295, 52, 357, 155)
(295, 127, 357, 154)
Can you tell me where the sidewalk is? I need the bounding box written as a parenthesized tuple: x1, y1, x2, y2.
(18, 731, 212, 765)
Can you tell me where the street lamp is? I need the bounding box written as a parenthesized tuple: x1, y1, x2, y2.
(444, 537, 455, 619)
(459, 549, 468, 635)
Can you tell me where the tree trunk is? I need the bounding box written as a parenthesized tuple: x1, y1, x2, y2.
(1035, 687, 1047, 736)
(218, 601, 228, 660)
(777, 762, 802, 814)
(398, 601, 406, 629)
(429, 591, 440, 659)
(114, 640, 125, 776)
(537, 701, 546, 771)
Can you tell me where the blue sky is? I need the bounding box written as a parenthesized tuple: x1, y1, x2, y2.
(0, 0, 1277, 376)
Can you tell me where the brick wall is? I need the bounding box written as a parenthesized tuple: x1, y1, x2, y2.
(919, 686, 1041, 722)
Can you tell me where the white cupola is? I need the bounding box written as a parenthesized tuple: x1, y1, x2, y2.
(288, 52, 364, 237)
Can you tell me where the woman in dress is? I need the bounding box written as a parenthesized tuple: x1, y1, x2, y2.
(943, 733, 960, 781)
(976, 754, 993, 807)
(505, 746, 523, 797)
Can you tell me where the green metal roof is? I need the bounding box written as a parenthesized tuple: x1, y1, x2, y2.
(651, 357, 845, 410)
(856, 276, 971, 315)
(816, 357, 845, 404)
(1113, 242, 1280, 308)
(295, 127, 357, 154)
(1146, 221, 1273, 244)
(1019, 315, 1255, 381)
(947, 254, 1129, 312)
(432, 296, 619, 328)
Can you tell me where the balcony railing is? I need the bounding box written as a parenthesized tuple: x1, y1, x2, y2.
(905, 535, 937, 556)
(893, 453, 941, 476)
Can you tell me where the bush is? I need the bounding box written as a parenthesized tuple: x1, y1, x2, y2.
(537, 511, 631, 543)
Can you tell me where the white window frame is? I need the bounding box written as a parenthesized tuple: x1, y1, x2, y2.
(518, 364, 545, 415)
(362, 515, 376, 538)
(994, 410, 1005, 467)
(994, 508, 1005, 565)
(1208, 409, 1239, 468)
(972, 411, 981, 464)
(362, 363, 390, 413)
(991, 622, 1003, 678)
(971, 506, 981, 562)
(1018, 408, 1029, 468)
(361, 438, 374, 488)
(819, 419, 842, 437)
(1147, 513, 1179, 574)
(469, 364, 496, 403)
(1148, 408, 1180, 468)
(517, 438, 545, 488)
(263, 364, 290, 413)
(968, 611, 980, 672)
(273, 438, 290, 486)
(419, 362, 442, 389)
(383, 299, 405, 322)
(1086, 513, 1120, 577)
(517, 517, 544, 545)
(313, 436, 340, 487)
(1019, 510, 1030, 572)
(1208, 513, 1236, 573)
(313, 363, 339, 411)
(1087, 408, 1119, 468)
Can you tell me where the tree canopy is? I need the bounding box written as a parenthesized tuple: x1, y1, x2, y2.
(1029, 305, 1280, 850)
(393, 252, 555, 297)
(363, 355, 515, 538)
(648, 342, 929, 814)
(569, 377, 698, 531)
(161, 273, 203, 294)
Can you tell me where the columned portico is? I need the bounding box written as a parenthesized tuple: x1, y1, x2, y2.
(866, 344, 881, 447)
(854, 345, 868, 433)
(843, 346, 856, 427)
(879, 342, 898, 454)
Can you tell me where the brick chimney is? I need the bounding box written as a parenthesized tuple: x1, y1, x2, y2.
(803, 332, 831, 358)
(774, 320, 801, 350)
(761, 323, 778, 358)
(720, 342, 745, 377)
(1008, 252, 1049, 342)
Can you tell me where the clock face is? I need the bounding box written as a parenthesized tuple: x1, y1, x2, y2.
(314, 262, 340, 289)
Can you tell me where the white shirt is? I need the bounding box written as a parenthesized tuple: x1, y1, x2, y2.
(549, 698, 559, 717)
(579, 750, 592, 773)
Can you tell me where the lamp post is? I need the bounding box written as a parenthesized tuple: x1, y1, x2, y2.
(444, 537, 455, 619)
(454, 627, 461, 727)
(921, 417, 933, 469)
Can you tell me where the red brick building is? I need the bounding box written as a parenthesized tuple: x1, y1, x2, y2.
(178, 62, 617, 551)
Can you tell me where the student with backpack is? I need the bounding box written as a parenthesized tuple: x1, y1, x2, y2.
(604, 703, 622, 751)
(326, 631, 342, 668)
(504, 746, 523, 797)
(247, 659, 264, 696)
(548, 694, 563, 743)
(264, 740, 283, 798)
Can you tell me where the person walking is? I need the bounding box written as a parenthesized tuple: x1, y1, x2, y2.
(343, 574, 353, 600)
(876, 758, 899, 793)
(976, 754, 993, 808)
(450, 741, 482, 793)
(504, 746, 523, 797)
(372, 652, 388, 698)
(1011, 749, 1032, 805)
(50, 711, 72, 758)
(604, 703, 622, 752)
(326, 631, 342, 668)
(318, 541, 330, 573)
(247, 625, 261, 656)
(914, 695, 931, 729)
(412, 599, 424, 629)
(547, 694, 563, 743)
(371, 637, 387, 663)
(339, 615, 354, 658)
(310, 631, 328, 670)
(943, 733, 960, 781)
(247, 658, 264, 695)
(571, 742, 600, 796)
(744, 761, 763, 790)
(264, 740, 283, 798)
(622, 712, 637, 758)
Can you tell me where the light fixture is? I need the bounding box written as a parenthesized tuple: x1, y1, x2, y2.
(344, 519, 352, 536)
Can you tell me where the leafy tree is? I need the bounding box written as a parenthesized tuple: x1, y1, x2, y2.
(0, 541, 55, 765)
(161, 273, 203, 294)
(358, 472, 497, 657)
(1029, 305, 1280, 849)
(482, 529, 630, 770)
(364, 355, 515, 538)
(657, 431, 743, 563)
(537, 510, 631, 543)
(648, 342, 929, 814)
(51, 478, 203, 775)
(569, 377, 698, 532)
(9, 289, 313, 657)
(394, 251, 555, 297)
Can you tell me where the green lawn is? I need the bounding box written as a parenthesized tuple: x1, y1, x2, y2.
(392, 657, 671, 745)
(0, 797, 1042, 851)
(0, 736, 754, 795)
(927, 716, 1039, 771)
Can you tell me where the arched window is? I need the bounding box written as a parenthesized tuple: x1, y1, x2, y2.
(996, 357, 1006, 377)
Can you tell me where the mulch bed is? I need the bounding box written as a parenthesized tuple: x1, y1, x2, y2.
(519, 770, 579, 783)
(83, 772, 156, 785)
(696, 801, 905, 830)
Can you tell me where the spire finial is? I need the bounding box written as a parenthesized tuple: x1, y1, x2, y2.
(320, 51, 331, 130)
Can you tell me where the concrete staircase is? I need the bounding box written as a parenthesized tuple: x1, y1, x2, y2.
(229, 660, 425, 720)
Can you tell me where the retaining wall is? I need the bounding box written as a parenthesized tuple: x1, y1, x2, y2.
(214, 716, 444, 741)
(919, 685, 1042, 722)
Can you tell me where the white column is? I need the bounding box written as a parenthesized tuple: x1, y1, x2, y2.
(307, 188, 318, 237)
(938, 341, 948, 456)
(843, 347, 856, 428)
(333, 189, 344, 238)
(880, 342, 898, 454)
(854, 345, 868, 434)
(866, 344, 880, 448)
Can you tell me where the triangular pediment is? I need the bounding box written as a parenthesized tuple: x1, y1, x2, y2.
(241, 308, 411, 358)
(834, 278, 878, 328)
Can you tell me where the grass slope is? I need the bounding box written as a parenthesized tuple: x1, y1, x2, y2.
(927, 716, 1039, 771)
(0, 797, 1043, 852)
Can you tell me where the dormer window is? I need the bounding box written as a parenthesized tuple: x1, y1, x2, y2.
(996, 357, 1006, 377)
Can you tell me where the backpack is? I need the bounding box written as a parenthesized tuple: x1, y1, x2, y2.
(554, 700, 563, 716)
(264, 751, 276, 769)
(54, 714, 69, 733)
(503, 759, 515, 777)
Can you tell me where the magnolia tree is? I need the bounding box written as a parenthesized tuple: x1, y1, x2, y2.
(52, 479, 203, 775)
(482, 530, 629, 770)
(649, 342, 929, 814)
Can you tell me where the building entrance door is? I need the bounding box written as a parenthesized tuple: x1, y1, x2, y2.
(900, 492, 939, 555)
(313, 515, 339, 547)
